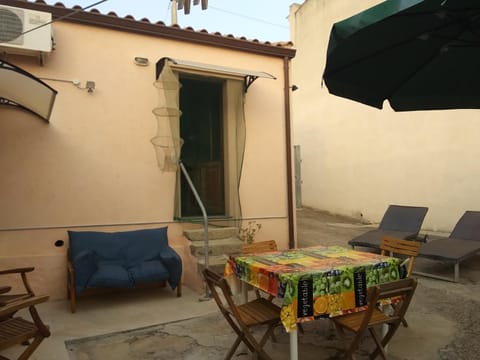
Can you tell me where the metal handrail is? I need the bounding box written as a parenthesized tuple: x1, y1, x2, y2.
(179, 161, 210, 300)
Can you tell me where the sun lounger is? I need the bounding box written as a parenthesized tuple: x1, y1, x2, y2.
(416, 211, 480, 282)
(348, 205, 428, 250)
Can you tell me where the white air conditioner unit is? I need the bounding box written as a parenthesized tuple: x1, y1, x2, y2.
(0, 5, 53, 56)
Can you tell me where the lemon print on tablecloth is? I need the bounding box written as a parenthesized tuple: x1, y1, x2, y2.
(280, 303, 297, 330)
(314, 297, 328, 314)
(327, 293, 342, 313)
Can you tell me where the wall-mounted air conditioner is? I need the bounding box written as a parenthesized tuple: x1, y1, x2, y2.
(0, 5, 53, 56)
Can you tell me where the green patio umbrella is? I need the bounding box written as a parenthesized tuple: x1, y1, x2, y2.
(322, 0, 480, 111)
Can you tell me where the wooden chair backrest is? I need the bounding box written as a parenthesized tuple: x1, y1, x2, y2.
(202, 268, 240, 321)
(241, 240, 278, 303)
(380, 236, 420, 277)
(355, 277, 417, 334)
(242, 240, 278, 255)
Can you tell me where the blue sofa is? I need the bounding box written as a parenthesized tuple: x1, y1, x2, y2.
(67, 226, 182, 312)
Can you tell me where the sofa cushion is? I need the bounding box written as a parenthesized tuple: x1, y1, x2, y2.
(88, 264, 133, 288)
(120, 227, 169, 264)
(128, 260, 170, 284)
(68, 230, 127, 261)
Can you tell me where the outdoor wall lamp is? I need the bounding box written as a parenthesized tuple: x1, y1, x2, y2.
(39, 77, 95, 93)
(134, 57, 149, 66)
(73, 80, 95, 93)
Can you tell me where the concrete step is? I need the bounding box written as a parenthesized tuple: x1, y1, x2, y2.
(190, 237, 244, 257)
(184, 226, 243, 279)
(197, 254, 230, 275)
(184, 227, 239, 241)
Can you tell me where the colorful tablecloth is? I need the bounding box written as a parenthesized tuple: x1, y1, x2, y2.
(225, 245, 401, 331)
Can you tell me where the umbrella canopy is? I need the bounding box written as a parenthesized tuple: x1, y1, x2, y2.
(323, 0, 480, 111)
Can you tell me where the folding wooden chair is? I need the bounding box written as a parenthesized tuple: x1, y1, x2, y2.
(0, 295, 51, 360)
(332, 277, 418, 360)
(381, 236, 420, 278)
(0, 268, 36, 307)
(202, 268, 281, 360)
(380, 236, 420, 327)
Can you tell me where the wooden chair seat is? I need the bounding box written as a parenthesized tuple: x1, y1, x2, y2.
(334, 308, 394, 333)
(0, 295, 50, 360)
(235, 298, 281, 326)
(0, 318, 39, 347)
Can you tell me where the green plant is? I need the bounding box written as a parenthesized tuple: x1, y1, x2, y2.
(239, 221, 262, 244)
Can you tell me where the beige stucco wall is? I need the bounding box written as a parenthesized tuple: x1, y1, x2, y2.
(290, 0, 480, 232)
(0, 19, 292, 299)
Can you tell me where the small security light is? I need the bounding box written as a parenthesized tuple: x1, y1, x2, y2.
(86, 81, 95, 93)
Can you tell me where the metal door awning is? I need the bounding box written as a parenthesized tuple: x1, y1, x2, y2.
(156, 57, 276, 91)
(0, 60, 57, 122)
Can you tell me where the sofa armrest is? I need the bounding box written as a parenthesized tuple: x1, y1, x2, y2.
(70, 249, 97, 294)
(159, 247, 182, 290)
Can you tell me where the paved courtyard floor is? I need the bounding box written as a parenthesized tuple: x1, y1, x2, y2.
(2, 207, 479, 359)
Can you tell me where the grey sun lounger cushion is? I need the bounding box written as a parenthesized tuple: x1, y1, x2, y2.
(418, 238, 480, 263)
(348, 230, 417, 249)
(348, 205, 428, 250)
(416, 211, 480, 282)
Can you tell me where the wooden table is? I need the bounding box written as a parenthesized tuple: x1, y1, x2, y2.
(225, 245, 401, 360)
